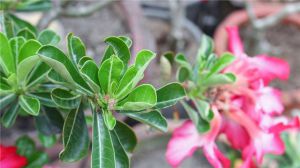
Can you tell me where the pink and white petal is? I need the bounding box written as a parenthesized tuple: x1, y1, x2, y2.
(166, 121, 201, 167)
(250, 55, 290, 84)
(269, 116, 300, 133)
(226, 26, 245, 58)
(256, 87, 284, 115)
(203, 143, 230, 168)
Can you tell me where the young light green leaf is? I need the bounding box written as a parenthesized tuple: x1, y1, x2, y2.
(114, 66, 138, 100)
(92, 110, 116, 168)
(60, 104, 89, 162)
(208, 53, 235, 76)
(103, 109, 116, 130)
(67, 33, 86, 64)
(0, 32, 14, 75)
(202, 73, 236, 87)
(175, 53, 191, 69)
(105, 36, 130, 66)
(192, 99, 213, 121)
(9, 36, 26, 61)
(18, 39, 41, 63)
(0, 94, 16, 110)
(19, 95, 40, 116)
(117, 84, 157, 111)
(17, 28, 35, 40)
(51, 88, 81, 109)
(125, 110, 167, 132)
(98, 55, 124, 94)
(155, 83, 185, 109)
(38, 45, 92, 94)
(17, 55, 40, 84)
(38, 29, 60, 45)
(113, 121, 137, 153)
(198, 34, 213, 59)
(1, 101, 19, 128)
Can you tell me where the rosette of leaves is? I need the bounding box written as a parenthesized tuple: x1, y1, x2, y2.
(0, 14, 63, 146)
(0, 0, 51, 11)
(173, 35, 236, 133)
(37, 34, 186, 167)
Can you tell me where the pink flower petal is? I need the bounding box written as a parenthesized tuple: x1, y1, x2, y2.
(256, 87, 284, 115)
(226, 26, 245, 58)
(203, 143, 230, 168)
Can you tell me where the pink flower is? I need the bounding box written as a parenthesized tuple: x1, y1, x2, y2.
(166, 107, 230, 168)
(0, 145, 27, 168)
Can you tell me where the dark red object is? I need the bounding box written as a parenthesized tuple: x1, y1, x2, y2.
(0, 145, 27, 168)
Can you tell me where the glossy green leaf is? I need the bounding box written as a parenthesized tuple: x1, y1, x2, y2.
(98, 55, 124, 94)
(1, 101, 19, 128)
(18, 39, 41, 63)
(25, 151, 48, 168)
(114, 66, 138, 100)
(92, 110, 115, 168)
(202, 73, 236, 87)
(17, 55, 40, 84)
(0, 32, 14, 75)
(110, 131, 129, 168)
(105, 36, 130, 67)
(80, 60, 100, 92)
(38, 133, 56, 148)
(78, 56, 93, 67)
(38, 29, 60, 45)
(16, 135, 35, 158)
(17, 28, 35, 40)
(38, 45, 92, 94)
(117, 84, 157, 111)
(125, 110, 167, 132)
(113, 121, 137, 153)
(209, 53, 235, 76)
(19, 95, 40, 116)
(51, 88, 81, 109)
(156, 83, 185, 109)
(60, 104, 89, 162)
(67, 33, 86, 65)
(0, 94, 16, 110)
(9, 36, 26, 61)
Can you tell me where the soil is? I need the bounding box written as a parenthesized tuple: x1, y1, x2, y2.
(240, 24, 300, 91)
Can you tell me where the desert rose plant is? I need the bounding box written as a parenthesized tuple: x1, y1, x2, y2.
(166, 27, 300, 168)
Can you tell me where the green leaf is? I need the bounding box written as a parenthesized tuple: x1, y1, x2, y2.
(25, 151, 49, 168)
(17, 55, 40, 84)
(175, 53, 191, 69)
(15, 0, 52, 11)
(209, 53, 235, 76)
(134, 49, 156, 72)
(19, 95, 40, 116)
(192, 99, 213, 121)
(117, 84, 157, 111)
(155, 83, 185, 109)
(7, 13, 37, 34)
(16, 135, 35, 158)
(51, 88, 81, 109)
(17, 28, 35, 40)
(78, 56, 93, 67)
(105, 36, 131, 67)
(103, 109, 116, 130)
(60, 104, 89, 162)
(125, 110, 167, 132)
(1, 101, 19, 128)
(67, 33, 86, 65)
(80, 60, 100, 92)
(98, 55, 124, 94)
(38, 29, 60, 45)
(113, 121, 137, 153)
(202, 73, 236, 87)
(92, 110, 116, 168)
(44, 107, 64, 132)
(0, 32, 14, 75)
(18, 39, 41, 63)
(1, 13, 15, 38)
(114, 66, 138, 100)
(181, 101, 210, 132)
(177, 66, 190, 82)
(38, 133, 56, 148)
(0, 94, 16, 110)
(9, 36, 26, 61)
(27, 62, 50, 88)
(38, 45, 92, 94)
(198, 34, 213, 59)
(110, 131, 129, 168)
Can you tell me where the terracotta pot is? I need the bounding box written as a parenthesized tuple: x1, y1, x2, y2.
(213, 3, 300, 112)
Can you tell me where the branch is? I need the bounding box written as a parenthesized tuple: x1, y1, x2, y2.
(252, 3, 300, 29)
(61, 0, 111, 17)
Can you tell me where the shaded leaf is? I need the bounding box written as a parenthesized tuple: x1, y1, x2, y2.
(111, 131, 129, 168)
(51, 88, 81, 109)
(38, 29, 60, 45)
(113, 121, 137, 153)
(156, 83, 185, 109)
(17, 28, 35, 40)
(1, 101, 19, 128)
(67, 33, 86, 64)
(19, 95, 40, 116)
(0, 94, 16, 110)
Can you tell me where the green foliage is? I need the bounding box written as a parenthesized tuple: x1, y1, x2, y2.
(175, 35, 236, 133)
